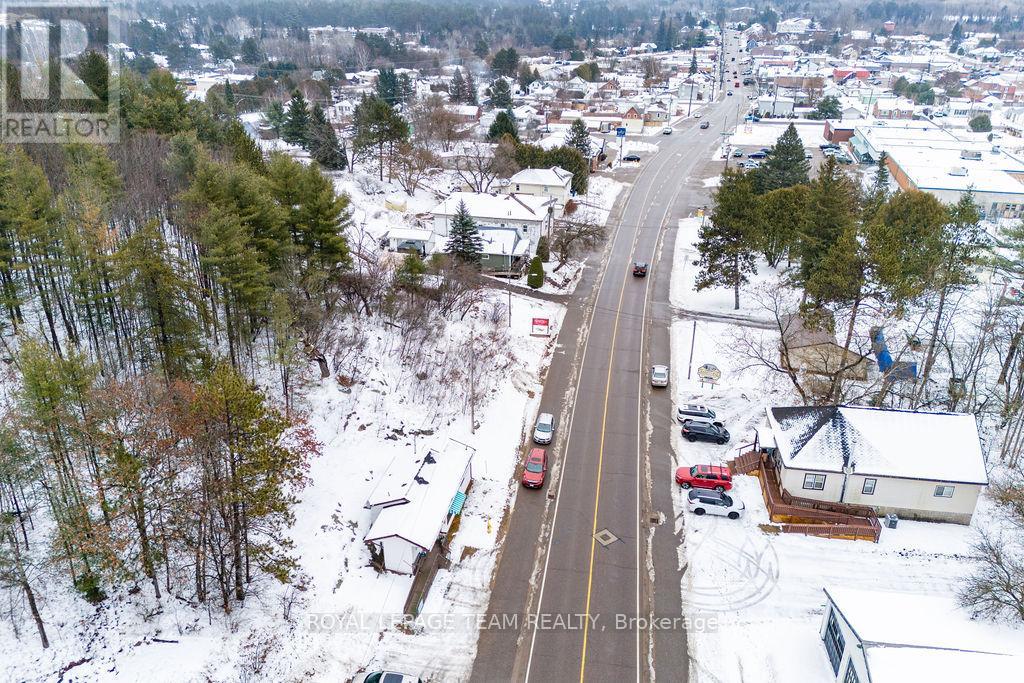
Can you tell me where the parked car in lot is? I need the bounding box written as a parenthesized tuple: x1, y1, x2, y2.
(533, 412, 555, 444)
(650, 364, 669, 387)
(732, 149, 744, 157)
(748, 151, 767, 159)
(687, 489, 744, 519)
(675, 464, 733, 491)
(740, 160, 760, 169)
(820, 142, 840, 151)
(632, 261, 648, 277)
(623, 153, 641, 162)
(521, 448, 548, 488)
(662, 126, 674, 135)
(700, 121, 710, 129)
(804, 151, 813, 159)
(681, 421, 731, 444)
(675, 404, 723, 426)
(356, 672, 423, 683)
(694, 112, 703, 118)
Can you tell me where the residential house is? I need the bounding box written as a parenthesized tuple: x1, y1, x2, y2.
(761, 405, 988, 524)
(820, 586, 1022, 682)
(506, 166, 573, 210)
(756, 95, 795, 116)
(779, 313, 870, 380)
(621, 105, 645, 134)
(364, 442, 474, 575)
(429, 191, 555, 268)
(448, 104, 481, 123)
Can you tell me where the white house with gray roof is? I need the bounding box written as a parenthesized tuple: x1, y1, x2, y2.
(429, 191, 555, 269)
(506, 166, 573, 210)
(760, 405, 988, 524)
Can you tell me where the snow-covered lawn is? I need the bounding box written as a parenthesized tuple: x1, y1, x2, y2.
(669, 216, 785, 321)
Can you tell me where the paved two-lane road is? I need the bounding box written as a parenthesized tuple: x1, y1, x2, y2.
(472, 33, 749, 683)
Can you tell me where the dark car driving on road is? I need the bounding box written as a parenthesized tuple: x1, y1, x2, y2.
(632, 261, 648, 277)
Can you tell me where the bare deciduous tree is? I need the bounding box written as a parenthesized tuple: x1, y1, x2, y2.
(551, 210, 605, 271)
(395, 142, 439, 195)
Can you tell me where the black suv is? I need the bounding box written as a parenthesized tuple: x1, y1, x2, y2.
(633, 261, 648, 277)
(681, 421, 731, 444)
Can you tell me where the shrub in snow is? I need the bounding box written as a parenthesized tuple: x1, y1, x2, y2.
(527, 256, 545, 289)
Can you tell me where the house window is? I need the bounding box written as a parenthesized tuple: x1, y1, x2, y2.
(823, 609, 845, 674)
(843, 661, 861, 683)
(515, 184, 521, 192)
(861, 478, 877, 495)
(934, 485, 955, 498)
(803, 473, 826, 491)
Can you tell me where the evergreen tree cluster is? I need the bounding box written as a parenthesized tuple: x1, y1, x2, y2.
(0, 62, 368, 625)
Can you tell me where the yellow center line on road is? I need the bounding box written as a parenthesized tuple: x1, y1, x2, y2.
(577, 249, 631, 683)
(576, 126, 690, 682)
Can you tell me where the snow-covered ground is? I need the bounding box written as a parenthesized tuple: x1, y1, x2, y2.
(670, 216, 784, 320)
(2, 289, 565, 683)
(666, 212, 1024, 683)
(726, 120, 828, 148)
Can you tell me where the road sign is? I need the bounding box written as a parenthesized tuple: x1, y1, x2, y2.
(697, 363, 721, 382)
(616, 127, 626, 137)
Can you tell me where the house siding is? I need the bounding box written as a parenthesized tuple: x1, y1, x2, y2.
(779, 465, 982, 524)
(820, 601, 869, 683)
(843, 475, 982, 524)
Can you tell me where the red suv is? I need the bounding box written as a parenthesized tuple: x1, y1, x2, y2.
(522, 448, 548, 488)
(675, 464, 733, 492)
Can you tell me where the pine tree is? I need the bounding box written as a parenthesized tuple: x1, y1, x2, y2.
(223, 80, 236, 113)
(689, 50, 698, 75)
(308, 104, 347, 171)
(488, 109, 518, 141)
(464, 70, 478, 105)
(797, 156, 859, 291)
(488, 78, 512, 108)
(449, 69, 467, 103)
(695, 168, 758, 309)
(282, 91, 310, 148)
(445, 201, 484, 266)
(526, 255, 545, 288)
(565, 118, 592, 158)
(116, 220, 202, 379)
(753, 123, 809, 194)
(265, 100, 286, 135)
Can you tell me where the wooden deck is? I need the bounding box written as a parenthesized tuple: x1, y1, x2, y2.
(734, 451, 881, 543)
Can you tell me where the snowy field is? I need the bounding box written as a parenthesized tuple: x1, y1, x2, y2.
(666, 212, 1024, 682)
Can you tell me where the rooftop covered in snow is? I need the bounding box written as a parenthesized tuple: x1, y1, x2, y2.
(766, 405, 988, 483)
(824, 586, 1023, 680)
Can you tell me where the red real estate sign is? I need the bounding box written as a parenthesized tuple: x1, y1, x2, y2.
(531, 317, 551, 336)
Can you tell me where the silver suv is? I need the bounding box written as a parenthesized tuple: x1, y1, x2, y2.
(675, 404, 724, 427)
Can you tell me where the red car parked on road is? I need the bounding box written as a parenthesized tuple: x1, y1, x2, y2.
(674, 464, 733, 492)
(522, 448, 548, 488)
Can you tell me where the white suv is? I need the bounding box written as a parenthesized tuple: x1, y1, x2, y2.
(675, 404, 724, 427)
(687, 489, 744, 519)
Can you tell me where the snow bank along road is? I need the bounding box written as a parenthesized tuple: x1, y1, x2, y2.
(471, 34, 750, 683)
